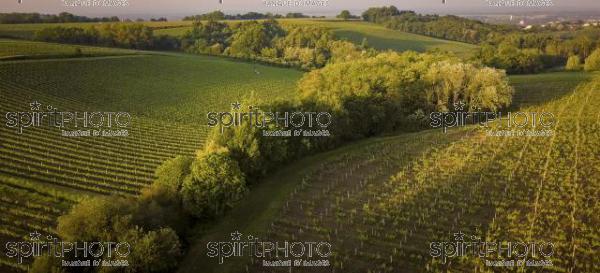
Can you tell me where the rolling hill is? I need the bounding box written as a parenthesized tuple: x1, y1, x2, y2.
(0, 52, 302, 272)
(155, 20, 479, 58)
(178, 72, 598, 273)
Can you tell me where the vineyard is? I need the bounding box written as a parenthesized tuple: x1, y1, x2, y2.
(0, 53, 301, 272)
(181, 73, 599, 273)
(0, 21, 192, 39)
(257, 77, 599, 272)
(0, 39, 140, 59)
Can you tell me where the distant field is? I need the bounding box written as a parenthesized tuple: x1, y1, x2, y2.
(0, 53, 302, 272)
(284, 20, 479, 57)
(0, 19, 477, 57)
(142, 19, 480, 58)
(0, 21, 192, 39)
(180, 74, 600, 273)
(0, 39, 140, 59)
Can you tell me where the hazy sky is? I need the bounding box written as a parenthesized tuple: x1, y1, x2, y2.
(2, 0, 599, 18)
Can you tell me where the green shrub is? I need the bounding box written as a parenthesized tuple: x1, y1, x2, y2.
(181, 146, 248, 218)
(584, 49, 600, 71)
(148, 155, 193, 199)
(566, 55, 582, 71)
(122, 227, 182, 273)
(46, 196, 183, 273)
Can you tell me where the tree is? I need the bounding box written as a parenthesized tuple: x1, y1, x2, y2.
(228, 21, 283, 57)
(124, 227, 182, 273)
(584, 48, 600, 71)
(49, 196, 183, 273)
(565, 55, 582, 71)
(337, 10, 352, 20)
(362, 6, 401, 23)
(181, 146, 248, 218)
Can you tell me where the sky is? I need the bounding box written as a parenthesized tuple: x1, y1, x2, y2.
(1, 0, 599, 18)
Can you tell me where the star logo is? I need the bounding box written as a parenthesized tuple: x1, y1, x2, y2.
(29, 231, 41, 241)
(231, 102, 242, 110)
(453, 101, 466, 111)
(30, 101, 41, 111)
(231, 231, 242, 241)
(453, 231, 465, 241)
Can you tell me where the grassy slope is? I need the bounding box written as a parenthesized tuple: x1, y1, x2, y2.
(178, 71, 597, 273)
(284, 20, 478, 58)
(0, 21, 192, 39)
(0, 52, 302, 272)
(0, 38, 142, 59)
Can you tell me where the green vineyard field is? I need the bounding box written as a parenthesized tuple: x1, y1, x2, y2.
(0, 39, 141, 60)
(254, 77, 600, 272)
(0, 53, 301, 272)
(0, 21, 192, 40)
(179, 73, 599, 273)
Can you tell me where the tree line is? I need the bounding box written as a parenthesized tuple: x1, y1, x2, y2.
(33, 19, 369, 70)
(0, 12, 119, 24)
(182, 10, 312, 21)
(363, 6, 600, 74)
(477, 29, 600, 73)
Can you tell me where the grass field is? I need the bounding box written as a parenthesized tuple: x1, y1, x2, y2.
(0, 21, 192, 40)
(284, 20, 479, 58)
(0, 52, 302, 272)
(0, 39, 141, 59)
(178, 72, 598, 273)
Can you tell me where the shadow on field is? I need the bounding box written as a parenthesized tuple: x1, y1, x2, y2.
(507, 71, 593, 110)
